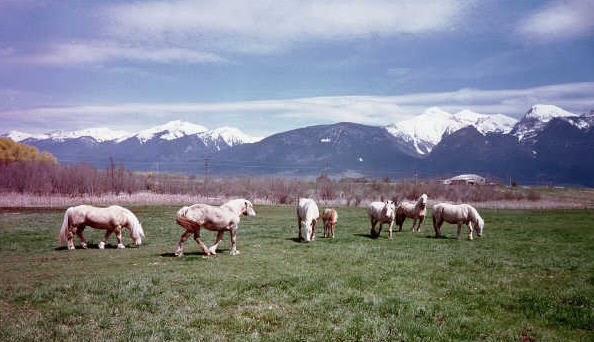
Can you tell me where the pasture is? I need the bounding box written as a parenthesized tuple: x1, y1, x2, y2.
(0, 205, 592, 341)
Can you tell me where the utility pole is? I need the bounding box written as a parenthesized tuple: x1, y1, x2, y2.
(203, 156, 210, 197)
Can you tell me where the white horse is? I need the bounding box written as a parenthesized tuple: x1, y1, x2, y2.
(396, 194, 428, 232)
(322, 208, 338, 238)
(297, 198, 319, 242)
(432, 203, 484, 240)
(367, 201, 396, 239)
(175, 199, 256, 256)
(59, 205, 145, 250)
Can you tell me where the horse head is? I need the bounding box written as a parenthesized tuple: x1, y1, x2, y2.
(417, 194, 428, 209)
(382, 200, 395, 218)
(476, 216, 484, 237)
(243, 200, 257, 217)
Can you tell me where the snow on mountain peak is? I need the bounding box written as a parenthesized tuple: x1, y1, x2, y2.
(197, 126, 260, 150)
(386, 107, 517, 155)
(131, 120, 208, 142)
(523, 104, 577, 122)
(2, 130, 49, 142)
(513, 105, 579, 141)
(47, 127, 131, 142)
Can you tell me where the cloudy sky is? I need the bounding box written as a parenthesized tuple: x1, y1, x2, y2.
(1, 0, 593, 137)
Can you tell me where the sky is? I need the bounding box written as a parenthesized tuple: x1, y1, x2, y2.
(0, 0, 593, 137)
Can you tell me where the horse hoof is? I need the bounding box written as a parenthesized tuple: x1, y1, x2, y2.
(208, 247, 217, 255)
(175, 252, 183, 257)
(230, 250, 240, 256)
(98, 241, 105, 249)
(68, 246, 75, 250)
(117, 244, 125, 249)
(81, 243, 88, 249)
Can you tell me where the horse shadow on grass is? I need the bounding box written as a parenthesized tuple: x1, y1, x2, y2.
(160, 249, 229, 258)
(54, 243, 139, 251)
(353, 233, 381, 239)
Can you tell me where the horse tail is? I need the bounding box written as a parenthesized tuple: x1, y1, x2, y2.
(432, 212, 436, 228)
(59, 207, 71, 244)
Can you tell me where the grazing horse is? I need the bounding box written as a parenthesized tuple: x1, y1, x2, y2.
(367, 201, 396, 239)
(297, 198, 319, 242)
(396, 194, 428, 232)
(432, 203, 484, 240)
(322, 208, 338, 238)
(59, 205, 145, 250)
(175, 199, 256, 256)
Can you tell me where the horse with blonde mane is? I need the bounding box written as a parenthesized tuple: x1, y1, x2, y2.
(322, 208, 338, 238)
(175, 199, 256, 256)
(396, 194, 428, 232)
(59, 205, 145, 250)
(297, 198, 319, 242)
(367, 200, 396, 239)
(432, 203, 484, 240)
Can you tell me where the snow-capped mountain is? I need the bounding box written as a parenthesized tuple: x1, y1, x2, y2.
(126, 120, 208, 143)
(47, 127, 131, 142)
(385, 107, 517, 155)
(511, 104, 580, 142)
(2, 130, 50, 142)
(197, 127, 261, 151)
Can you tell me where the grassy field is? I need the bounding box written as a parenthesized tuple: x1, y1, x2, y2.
(0, 205, 592, 341)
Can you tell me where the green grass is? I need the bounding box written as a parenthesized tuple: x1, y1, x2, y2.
(1, 205, 593, 341)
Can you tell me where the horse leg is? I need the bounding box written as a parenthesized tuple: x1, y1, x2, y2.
(298, 219, 303, 241)
(411, 218, 417, 232)
(115, 226, 125, 248)
(467, 222, 474, 241)
(208, 230, 225, 255)
(175, 230, 192, 257)
(194, 229, 212, 256)
(229, 228, 240, 255)
(99, 230, 113, 249)
(456, 223, 462, 240)
(310, 219, 316, 241)
(417, 216, 425, 232)
(76, 226, 88, 249)
(377, 223, 383, 237)
(331, 222, 335, 239)
(370, 218, 377, 237)
(67, 226, 76, 250)
(388, 220, 394, 240)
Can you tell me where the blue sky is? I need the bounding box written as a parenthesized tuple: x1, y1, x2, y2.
(0, 0, 593, 137)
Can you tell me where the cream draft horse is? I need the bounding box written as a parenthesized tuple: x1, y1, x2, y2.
(175, 199, 256, 256)
(367, 201, 396, 239)
(432, 203, 484, 240)
(59, 205, 145, 250)
(322, 208, 338, 238)
(297, 198, 319, 242)
(396, 194, 428, 232)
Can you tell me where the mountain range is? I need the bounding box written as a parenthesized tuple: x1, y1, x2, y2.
(3, 105, 593, 185)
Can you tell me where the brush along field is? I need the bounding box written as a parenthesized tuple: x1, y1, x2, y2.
(0, 205, 592, 341)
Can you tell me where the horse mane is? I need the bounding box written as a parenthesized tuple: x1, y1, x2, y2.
(112, 206, 145, 240)
(59, 206, 73, 244)
(467, 205, 483, 228)
(222, 198, 248, 215)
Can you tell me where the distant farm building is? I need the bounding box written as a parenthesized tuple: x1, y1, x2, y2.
(442, 174, 486, 185)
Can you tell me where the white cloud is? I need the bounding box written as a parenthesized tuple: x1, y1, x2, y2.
(2, 82, 592, 135)
(518, 0, 594, 41)
(103, 0, 472, 53)
(3, 41, 226, 65)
